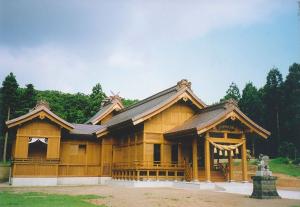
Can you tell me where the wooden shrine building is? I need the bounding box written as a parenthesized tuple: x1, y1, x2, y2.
(6, 79, 270, 186)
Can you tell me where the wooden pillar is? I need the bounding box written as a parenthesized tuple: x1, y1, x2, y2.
(204, 135, 211, 182)
(241, 135, 248, 182)
(228, 155, 233, 182)
(192, 136, 198, 181)
(178, 143, 182, 165)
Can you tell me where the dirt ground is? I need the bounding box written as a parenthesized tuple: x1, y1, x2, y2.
(1, 185, 299, 207)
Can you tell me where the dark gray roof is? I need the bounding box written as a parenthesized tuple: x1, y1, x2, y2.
(165, 102, 229, 136)
(104, 85, 179, 127)
(165, 99, 271, 138)
(6, 104, 74, 130)
(70, 124, 105, 135)
(85, 103, 113, 124)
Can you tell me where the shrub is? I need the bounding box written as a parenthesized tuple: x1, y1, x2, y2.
(272, 157, 290, 164)
(292, 158, 300, 165)
(279, 142, 296, 159)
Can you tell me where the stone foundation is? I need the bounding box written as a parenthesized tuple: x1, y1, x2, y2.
(250, 176, 281, 199)
(11, 177, 112, 186)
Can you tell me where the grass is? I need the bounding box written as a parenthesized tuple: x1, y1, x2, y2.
(0, 191, 106, 207)
(231, 157, 300, 177)
(269, 157, 300, 177)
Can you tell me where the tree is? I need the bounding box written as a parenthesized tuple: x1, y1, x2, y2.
(221, 82, 241, 102)
(15, 84, 37, 116)
(1, 73, 19, 162)
(239, 83, 263, 122)
(262, 68, 283, 156)
(281, 63, 300, 155)
(239, 82, 264, 156)
(89, 83, 106, 117)
(122, 98, 139, 108)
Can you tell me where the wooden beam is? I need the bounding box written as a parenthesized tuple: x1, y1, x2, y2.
(241, 134, 248, 182)
(207, 137, 243, 144)
(192, 136, 198, 181)
(204, 135, 211, 182)
(228, 155, 233, 182)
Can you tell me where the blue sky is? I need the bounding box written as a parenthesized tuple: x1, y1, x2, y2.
(0, 0, 299, 104)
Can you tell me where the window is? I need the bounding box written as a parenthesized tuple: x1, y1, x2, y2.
(78, 144, 87, 153)
(153, 144, 161, 163)
(171, 144, 178, 163)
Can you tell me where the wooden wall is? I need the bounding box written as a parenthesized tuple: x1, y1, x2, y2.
(60, 139, 100, 165)
(100, 112, 114, 124)
(58, 138, 101, 177)
(14, 119, 61, 159)
(143, 101, 196, 164)
(112, 129, 143, 164)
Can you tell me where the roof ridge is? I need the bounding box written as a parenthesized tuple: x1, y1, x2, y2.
(118, 85, 178, 113)
(200, 99, 237, 113)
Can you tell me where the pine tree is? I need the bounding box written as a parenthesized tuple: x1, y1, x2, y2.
(1, 72, 19, 162)
(262, 68, 283, 156)
(89, 83, 106, 117)
(239, 82, 264, 157)
(15, 84, 37, 116)
(221, 82, 241, 102)
(282, 63, 300, 157)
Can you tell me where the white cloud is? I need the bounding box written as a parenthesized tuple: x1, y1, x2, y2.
(107, 50, 145, 69)
(0, 0, 295, 103)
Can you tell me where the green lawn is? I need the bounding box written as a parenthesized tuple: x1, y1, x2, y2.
(269, 158, 300, 177)
(232, 158, 300, 177)
(0, 191, 106, 207)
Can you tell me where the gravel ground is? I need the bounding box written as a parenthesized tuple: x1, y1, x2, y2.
(1, 185, 299, 207)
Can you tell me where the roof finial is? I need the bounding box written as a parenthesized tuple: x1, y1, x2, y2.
(34, 100, 50, 110)
(101, 91, 122, 107)
(226, 98, 238, 107)
(176, 79, 191, 90)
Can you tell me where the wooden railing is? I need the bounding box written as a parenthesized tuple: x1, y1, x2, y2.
(113, 161, 185, 169)
(12, 159, 101, 177)
(112, 161, 185, 181)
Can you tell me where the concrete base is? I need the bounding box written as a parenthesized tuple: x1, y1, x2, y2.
(107, 180, 216, 190)
(58, 177, 100, 185)
(98, 177, 112, 185)
(11, 177, 112, 186)
(107, 180, 174, 187)
(11, 177, 58, 186)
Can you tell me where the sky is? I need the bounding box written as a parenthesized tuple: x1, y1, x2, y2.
(0, 0, 299, 104)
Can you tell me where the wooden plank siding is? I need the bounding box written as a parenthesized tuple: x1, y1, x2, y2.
(111, 101, 197, 180)
(144, 101, 196, 164)
(12, 119, 102, 177)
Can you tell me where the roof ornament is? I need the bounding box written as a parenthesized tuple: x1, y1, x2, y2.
(32, 100, 51, 111)
(176, 79, 191, 90)
(101, 91, 122, 107)
(226, 98, 238, 107)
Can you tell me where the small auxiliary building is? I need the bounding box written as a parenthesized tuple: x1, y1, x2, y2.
(6, 80, 270, 186)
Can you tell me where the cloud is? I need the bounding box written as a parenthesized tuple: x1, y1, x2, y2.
(0, 0, 295, 103)
(107, 50, 145, 69)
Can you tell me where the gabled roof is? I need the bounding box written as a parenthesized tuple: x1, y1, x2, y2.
(85, 97, 124, 125)
(70, 124, 105, 135)
(165, 99, 271, 139)
(96, 79, 206, 136)
(6, 102, 74, 130)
